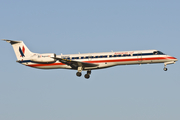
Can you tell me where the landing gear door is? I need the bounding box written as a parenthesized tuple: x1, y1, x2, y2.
(137, 53, 142, 62)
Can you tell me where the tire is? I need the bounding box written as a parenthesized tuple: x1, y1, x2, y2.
(163, 67, 168, 71)
(84, 74, 90, 79)
(76, 72, 82, 77)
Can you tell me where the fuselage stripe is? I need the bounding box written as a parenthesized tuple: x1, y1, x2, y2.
(26, 56, 176, 68)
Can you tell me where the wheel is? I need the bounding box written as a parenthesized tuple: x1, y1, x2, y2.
(163, 67, 168, 71)
(76, 72, 82, 77)
(84, 74, 90, 79)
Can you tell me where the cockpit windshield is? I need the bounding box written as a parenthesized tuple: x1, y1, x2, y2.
(153, 51, 165, 55)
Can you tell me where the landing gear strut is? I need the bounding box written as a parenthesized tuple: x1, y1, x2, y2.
(75, 67, 92, 79)
(163, 61, 176, 71)
(163, 63, 168, 71)
(84, 70, 91, 79)
(76, 66, 82, 77)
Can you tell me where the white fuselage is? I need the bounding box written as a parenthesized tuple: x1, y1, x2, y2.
(19, 50, 177, 71)
(3, 39, 178, 79)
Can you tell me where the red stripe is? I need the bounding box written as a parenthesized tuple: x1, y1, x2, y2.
(86, 57, 176, 63)
(27, 56, 176, 67)
(22, 46, 25, 54)
(27, 62, 65, 67)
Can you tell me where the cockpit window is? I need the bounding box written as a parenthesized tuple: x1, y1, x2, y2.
(153, 51, 165, 55)
(157, 51, 165, 55)
(153, 51, 158, 55)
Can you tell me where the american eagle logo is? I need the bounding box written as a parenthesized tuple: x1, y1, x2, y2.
(19, 46, 25, 57)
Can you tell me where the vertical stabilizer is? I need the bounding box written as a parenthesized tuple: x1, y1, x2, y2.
(3, 39, 33, 60)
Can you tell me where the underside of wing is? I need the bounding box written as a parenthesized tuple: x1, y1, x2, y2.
(53, 57, 98, 69)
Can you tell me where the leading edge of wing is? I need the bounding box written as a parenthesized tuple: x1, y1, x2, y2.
(52, 57, 99, 67)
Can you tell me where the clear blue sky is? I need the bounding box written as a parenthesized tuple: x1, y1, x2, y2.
(0, 0, 180, 120)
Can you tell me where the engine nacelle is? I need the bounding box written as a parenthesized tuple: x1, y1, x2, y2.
(30, 53, 56, 64)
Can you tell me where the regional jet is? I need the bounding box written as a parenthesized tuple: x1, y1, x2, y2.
(3, 39, 178, 79)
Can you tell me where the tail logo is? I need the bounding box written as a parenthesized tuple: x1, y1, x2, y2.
(19, 46, 25, 57)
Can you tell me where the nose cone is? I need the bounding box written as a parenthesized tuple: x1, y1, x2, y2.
(175, 58, 178, 62)
(173, 57, 178, 62)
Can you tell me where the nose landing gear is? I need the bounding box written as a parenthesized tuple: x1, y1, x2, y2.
(163, 67, 168, 71)
(163, 61, 176, 71)
(163, 63, 168, 71)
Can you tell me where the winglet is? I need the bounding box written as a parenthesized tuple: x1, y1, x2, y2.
(2, 39, 21, 45)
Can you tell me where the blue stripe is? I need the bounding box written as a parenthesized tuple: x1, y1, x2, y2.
(19, 60, 32, 63)
(18, 53, 158, 63)
(19, 47, 25, 57)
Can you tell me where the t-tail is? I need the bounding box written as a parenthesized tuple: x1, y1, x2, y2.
(3, 39, 33, 61)
(3, 39, 57, 64)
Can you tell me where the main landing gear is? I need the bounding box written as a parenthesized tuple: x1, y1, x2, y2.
(84, 70, 91, 79)
(76, 66, 82, 77)
(76, 72, 82, 77)
(76, 71, 91, 79)
(76, 67, 91, 79)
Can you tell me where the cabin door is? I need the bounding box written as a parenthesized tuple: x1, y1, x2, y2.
(137, 53, 142, 62)
(88, 56, 92, 61)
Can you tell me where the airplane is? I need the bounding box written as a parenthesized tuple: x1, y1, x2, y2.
(3, 39, 178, 79)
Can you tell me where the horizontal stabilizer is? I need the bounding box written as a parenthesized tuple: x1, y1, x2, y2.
(2, 39, 22, 45)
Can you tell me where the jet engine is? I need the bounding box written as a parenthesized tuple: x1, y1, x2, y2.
(30, 53, 56, 64)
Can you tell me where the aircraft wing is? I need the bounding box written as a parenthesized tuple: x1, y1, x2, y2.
(53, 57, 99, 68)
